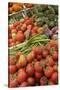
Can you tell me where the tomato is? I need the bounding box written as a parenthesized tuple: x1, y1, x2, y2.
(16, 31, 25, 42)
(40, 60, 45, 68)
(24, 18, 33, 25)
(27, 25, 32, 30)
(10, 42, 16, 47)
(35, 72, 42, 79)
(27, 51, 35, 63)
(52, 51, 58, 61)
(45, 56, 55, 66)
(51, 72, 58, 84)
(13, 21, 20, 28)
(9, 79, 18, 88)
(20, 82, 28, 87)
(36, 55, 42, 61)
(16, 51, 23, 60)
(34, 61, 43, 72)
(8, 39, 14, 44)
(27, 77, 35, 86)
(40, 76, 48, 85)
(45, 44, 51, 52)
(53, 64, 58, 72)
(8, 56, 16, 65)
(17, 70, 27, 83)
(21, 23, 27, 31)
(11, 29, 17, 33)
(9, 24, 15, 30)
(16, 55, 27, 68)
(26, 64, 34, 76)
(33, 47, 42, 55)
(24, 16, 29, 21)
(9, 65, 17, 74)
(42, 50, 48, 58)
(44, 66, 54, 78)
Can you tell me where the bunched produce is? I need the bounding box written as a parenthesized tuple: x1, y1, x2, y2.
(8, 3, 58, 88)
(8, 40, 58, 87)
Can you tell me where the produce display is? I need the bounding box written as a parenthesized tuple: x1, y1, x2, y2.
(8, 3, 33, 15)
(8, 3, 58, 88)
(8, 40, 58, 87)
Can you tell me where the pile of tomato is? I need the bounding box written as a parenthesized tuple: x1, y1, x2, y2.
(8, 40, 58, 87)
(8, 17, 44, 47)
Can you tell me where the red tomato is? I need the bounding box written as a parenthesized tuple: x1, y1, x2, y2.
(34, 61, 43, 72)
(51, 72, 58, 83)
(26, 51, 35, 63)
(16, 31, 25, 42)
(44, 66, 54, 78)
(21, 23, 27, 31)
(33, 47, 42, 55)
(11, 29, 17, 33)
(20, 82, 28, 87)
(9, 24, 15, 30)
(24, 18, 33, 25)
(8, 39, 14, 44)
(13, 21, 20, 28)
(35, 72, 42, 79)
(27, 77, 35, 86)
(8, 56, 16, 65)
(53, 64, 58, 72)
(27, 25, 32, 30)
(26, 64, 35, 76)
(16, 51, 23, 60)
(36, 55, 42, 61)
(9, 65, 17, 74)
(9, 79, 18, 88)
(52, 51, 58, 61)
(40, 76, 48, 85)
(42, 50, 48, 58)
(45, 56, 55, 66)
(17, 70, 27, 83)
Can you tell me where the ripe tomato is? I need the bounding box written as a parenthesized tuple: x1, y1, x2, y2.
(40, 76, 48, 85)
(33, 47, 42, 55)
(26, 64, 35, 76)
(27, 25, 32, 30)
(27, 77, 35, 86)
(52, 51, 58, 61)
(24, 18, 33, 25)
(36, 55, 42, 61)
(16, 51, 23, 60)
(20, 82, 28, 87)
(26, 51, 35, 63)
(17, 70, 27, 83)
(35, 72, 42, 79)
(16, 55, 27, 68)
(34, 61, 43, 72)
(16, 31, 25, 42)
(51, 72, 58, 84)
(8, 56, 16, 65)
(9, 65, 17, 74)
(13, 21, 20, 28)
(44, 66, 54, 78)
(53, 64, 58, 72)
(42, 50, 48, 58)
(11, 29, 17, 33)
(21, 23, 27, 31)
(9, 79, 18, 88)
(45, 56, 55, 66)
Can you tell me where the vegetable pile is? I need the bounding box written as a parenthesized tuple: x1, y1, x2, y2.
(8, 3, 58, 88)
(8, 40, 58, 87)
